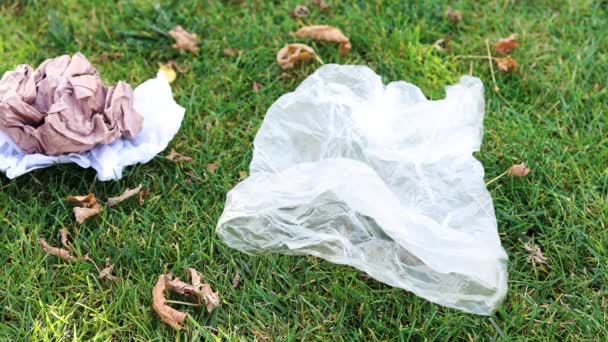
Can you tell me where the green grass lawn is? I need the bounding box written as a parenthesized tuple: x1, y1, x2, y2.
(1, 0, 607, 340)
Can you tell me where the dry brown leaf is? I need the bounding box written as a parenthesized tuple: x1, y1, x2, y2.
(507, 162, 530, 177)
(38, 238, 75, 261)
(73, 206, 102, 224)
(166, 149, 192, 162)
(67, 193, 102, 224)
(187, 268, 220, 313)
(252, 81, 263, 92)
(169, 25, 199, 53)
(495, 56, 518, 72)
(223, 47, 239, 57)
(99, 260, 119, 281)
(66, 193, 97, 207)
(313, 0, 329, 10)
(232, 271, 240, 288)
(60, 228, 70, 250)
(432, 34, 453, 52)
(445, 7, 462, 23)
(152, 274, 188, 330)
(524, 243, 548, 266)
(276, 43, 318, 69)
(139, 188, 147, 206)
(107, 184, 143, 207)
(293, 4, 310, 17)
(290, 25, 351, 55)
(166, 274, 201, 301)
(238, 171, 248, 180)
(494, 34, 518, 54)
(206, 163, 219, 173)
(98, 52, 123, 62)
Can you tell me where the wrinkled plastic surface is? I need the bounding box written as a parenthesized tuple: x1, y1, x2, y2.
(217, 65, 508, 315)
(0, 73, 184, 181)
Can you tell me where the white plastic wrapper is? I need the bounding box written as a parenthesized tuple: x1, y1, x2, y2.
(217, 65, 508, 315)
(0, 73, 184, 181)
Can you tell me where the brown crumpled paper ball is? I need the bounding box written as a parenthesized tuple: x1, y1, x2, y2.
(0, 53, 143, 156)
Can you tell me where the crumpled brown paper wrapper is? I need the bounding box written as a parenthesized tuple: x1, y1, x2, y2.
(0, 53, 142, 156)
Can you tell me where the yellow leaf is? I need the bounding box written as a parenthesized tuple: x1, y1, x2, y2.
(158, 64, 177, 83)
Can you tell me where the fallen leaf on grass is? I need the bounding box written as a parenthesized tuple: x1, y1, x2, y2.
(495, 56, 518, 72)
(98, 52, 123, 62)
(206, 163, 219, 173)
(445, 7, 462, 23)
(107, 184, 143, 207)
(432, 34, 453, 52)
(188, 268, 220, 313)
(139, 188, 147, 206)
(38, 238, 76, 261)
(252, 81, 263, 92)
(232, 271, 240, 288)
(152, 269, 220, 329)
(223, 47, 239, 57)
(166, 149, 192, 162)
(525, 243, 548, 266)
(277, 43, 319, 69)
(494, 34, 518, 54)
(313, 0, 329, 10)
(153, 274, 189, 330)
(158, 63, 177, 83)
(60, 228, 70, 249)
(290, 25, 351, 55)
(293, 4, 310, 17)
(507, 163, 530, 177)
(239, 171, 248, 180)
(67, 194, 102, 224)
(99, 260, 119, 281)
(169, 25, 199, 53)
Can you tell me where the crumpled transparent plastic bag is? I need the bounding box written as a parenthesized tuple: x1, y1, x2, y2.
(0, 73, 184, 181)
(217, 64, 508, 315)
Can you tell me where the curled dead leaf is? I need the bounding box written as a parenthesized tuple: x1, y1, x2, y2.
(432, 34, 453, 52)
(445, 7, 462, 23)
(206, 162, 219, 173)
(99, 260, 119, 281)
(169, 25, 199, 53)
(166, 149, 192, 162)
(158, 63, 177, 83)
(38, 238, 75, 261)
(152, 274, 189, 330)
(223, 47, 239, 57)
(495, 56, 518, 72)
(187, 268, 220, 313)
(98, 52, 123, 62)
(67, 193, 102, 224)
(152, 269, 220, 329)
(277, 43, 319, 69)
(313, 0, 329, 10)
(73, 206, 102, 224)
(252, 81, 263, 92)
(232, 271, 240, 288)
(494, 34, 518, 54)
(507, 163, 530, 177)
(60, 228, 70, 250)
(293, 4, 310, 17)
(166, 274, 201, 301)
(107, 184, 143, 207)
(290, 25, 351, 55)
(524, 243, 548, 266)
(139, 188, 147, 206)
